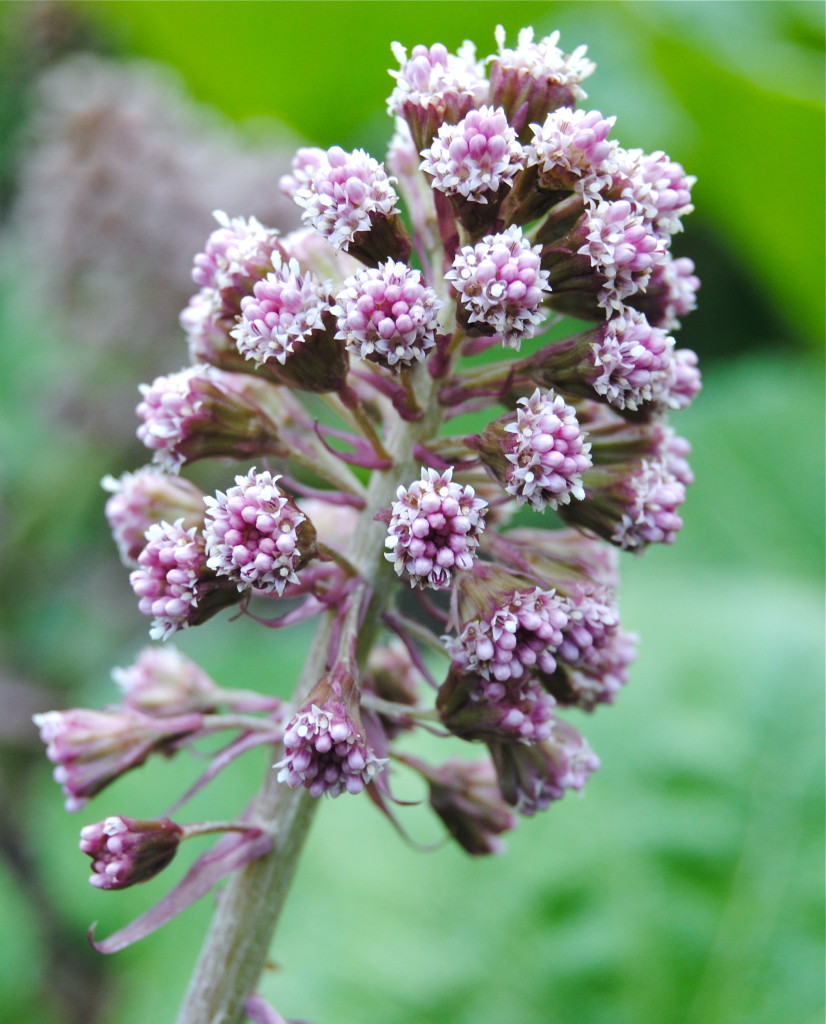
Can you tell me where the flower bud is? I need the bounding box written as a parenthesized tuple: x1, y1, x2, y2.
(414, 756, 517, 855)
(80, 815, 184, 889)
(33, 707, 203, 810)
(112, 645, 222, 717)
(136, 366, 291, 473)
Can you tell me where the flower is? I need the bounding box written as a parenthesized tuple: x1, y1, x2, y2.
(292, 145, 408, 263)
(612, 147, 696, 238)
(384, 467, 488, 590)
(489, 716, 600, 815)
(502, 388, 592, 509)
(576, 199, 668, 312)
(102, 467, 205, 566)
(112, 645, 222, 717)
(577, 308, 676, 410)
(409, 756, 517, 855)
(203, 468, 317, 595)
(130, 519, 240, 639)
(446, 225, 551, 348)
(527, 106, 616, 198)
(80, 816, 184, 889)
(630, 255, 701, 331)
(562, 458, 686, 550)
(447, 578, 569, 683)
(332, 260, 441, 369)
(275, 671, 385, 797)
(419, 105, 525, 204)
(135, 366, 288, 473)
(387, 40, 487, 151)
(33, 707, 203, 810)
(231, 256, 333, 368)
(488, 26, 596, 130)
(437, 667, 557, 744)
(191, 211, 283, 307)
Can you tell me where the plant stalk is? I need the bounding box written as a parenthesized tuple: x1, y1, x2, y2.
(175, 358, 444, 1024)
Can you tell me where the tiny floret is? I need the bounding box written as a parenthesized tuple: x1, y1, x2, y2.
(332, 260, 441, 369)
(385, 467, 488, 590)
(503, 389, 592, 509)
(204, 469, 316, 595)
(446, 225, 551, 349)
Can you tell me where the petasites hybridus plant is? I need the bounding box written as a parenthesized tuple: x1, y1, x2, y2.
(35, 25, 701, 1024)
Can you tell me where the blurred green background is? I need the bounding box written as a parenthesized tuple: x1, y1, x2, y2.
(0, 2, 822, 1023)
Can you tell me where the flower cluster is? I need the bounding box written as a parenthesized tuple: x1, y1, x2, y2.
(385, 467, 488, 589)
(34, 25, 702, 1019)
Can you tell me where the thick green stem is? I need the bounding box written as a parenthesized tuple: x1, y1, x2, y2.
(175, 359, 444, 1024)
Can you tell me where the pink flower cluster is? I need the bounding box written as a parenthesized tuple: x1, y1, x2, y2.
(446, 225, 551, 348)
(332, 260, 441, 368)
(502, 388, 592, 509)
(204, 468, 315, 595)
(385, 468, 488, 590)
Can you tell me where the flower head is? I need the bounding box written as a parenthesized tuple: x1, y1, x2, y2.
(437, 667, 557, 744)
(488, 27, 595, 135)
(527, 107, 616, 197)
(204, 469, 317, 595)
(292, 145, 406, 261)
(562, 458, 686, 550)
(231, 256, 333, 367)
(275, 671, 386, 798)
(589, 308, 676, 410)
(412, 756, 517, 855)
(447, 578, 570, 683)
(112, 645, 221, 717)
(631, 255, 701, 331)
(446, 225, 551, 349)
(102, 467, 205, 566)
(80, 816, 184, 889)
(612, 147, 696, 238)
(501, 388, 592, 509)
(576, 199, 667, 313)
(489, 716, 599, 815)
(666, 348, 702, 411)
(387, 40, 487, 151)
(191, 210, 283, 303)
(135, 366, 287, 473)
(332, 260, 441, 369)
(33, 707, 202, 810)
(385, 467, 488, 590)
(130, 519, 240, 639)
(419, 105, 526, 204)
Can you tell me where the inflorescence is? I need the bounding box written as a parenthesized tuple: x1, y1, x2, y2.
(35, 22, 701, 991)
